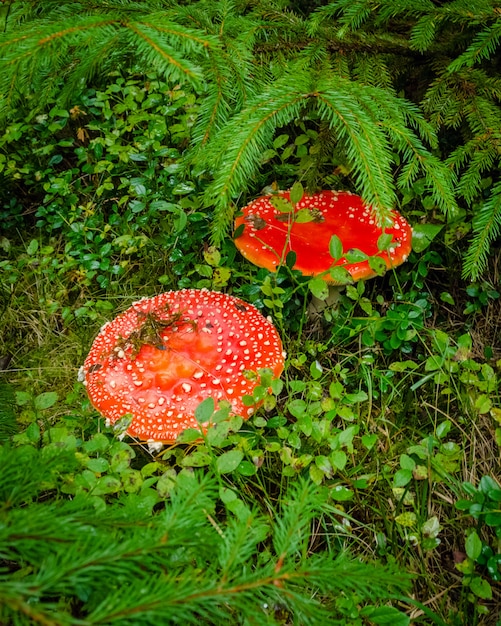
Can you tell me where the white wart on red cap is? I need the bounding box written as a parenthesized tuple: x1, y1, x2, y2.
(82, 289, 285, 443)
(234, 190, 412, 282)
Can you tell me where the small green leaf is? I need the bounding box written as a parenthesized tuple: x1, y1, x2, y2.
(411, 224, 443, 253)
(211, 405, 232, 424)
(237, 460, 257, 476)
(34, 392, 58, 411)
(368, 255, 387, 276)
(15, 391, 32, 406)
(26, 239, 38, 255)
(436, 420, 451, 439)
(25, 422, 40, 443)
(285, 250, 297, 268)
(233, 223, 245, 238)
(330, 449, 347, 471)
(86, 458, 110, 473)
(377, 233, 394, 251)
(83, 433, 110, 454)
(309, 464, 324, 485)
(290, 181, 304, 205)
(440, 291, 455, 305)
(288, 399, 307, 418)
(487, 554, 501, 580)
(475, 394, 491, 414)
(361, 434, 377, 450)
(344, 390, 368, 403)
(329, 266, 353, 284)
(121, 469, 143, 493)
(294, 208, 316, 223)
(394, 512, 417, 527)
(495, 428, 501, 448)
(469, 575, 492, 599)
(203, 246, 221, 267)
(308, 277, 329, 300)
(461, 481, 478, 498)
(294, 134, 310, 146)
(216, 449, 244, 474)
(181, 450, 211, 467)
(485, 511, 501, 526)
(393, 469, 413, 487)
(261, 148, 277, 164)
(206, 422, 231, 447)
(465, 530, 482, 560)
(345, 285, 358, 301)
(329, 235, 343, 261)
(176, 428, 203, 443)
(194, 397, 215, 424)
(422, 516, 441, 539)
(213, 266, 231, 287)
(455, 498, 473, 511)
(389, 360, 419, 372)
(273, 134, 289, 149)
(457, 333, 473, 351)
(93, 475, 121, 496)
(344, 248, 368, 263)
(309, 360, 323, 379)
(219, 486, 238, 504)
(330, 484, 353, 501)
(479, 475, 501, 495)
(270, 196, 293, 213)
(141, 462, 160, 477)
(156, 469, 177, 498)
(315, 455, 333, 475)
(400, 454, 416, 471)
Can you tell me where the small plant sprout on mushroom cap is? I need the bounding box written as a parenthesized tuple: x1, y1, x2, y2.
(234, 188, 412, 310)
(81, 289, 285, 445)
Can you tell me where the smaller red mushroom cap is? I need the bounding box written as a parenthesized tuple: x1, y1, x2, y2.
(234, 190, 412, 282)
(81, 289, 285, 443)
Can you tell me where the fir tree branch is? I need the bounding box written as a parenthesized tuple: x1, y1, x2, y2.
(202, 81, 310, 242)
(0, 381, 17, 442)
(0, 444, 411, 625)
(462, 181, 501, 279)
(204, 69, 452, 243)
(0, 11, 217, 117)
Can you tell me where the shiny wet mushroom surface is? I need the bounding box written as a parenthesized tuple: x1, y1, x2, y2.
(234, 189, 412, 282)
(82, 289, 285, 443)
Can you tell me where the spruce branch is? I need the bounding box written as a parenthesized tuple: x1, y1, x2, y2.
(0, 381, 17, 442)
(310, 0, 373, 34)
(462, 181, 501, 280)
(204, 70, 452, 243)
(314, 88, 397, 214)
(201, 79, 310, 242)
(0, 11, 217, 117)
(0, 444, 411, 625)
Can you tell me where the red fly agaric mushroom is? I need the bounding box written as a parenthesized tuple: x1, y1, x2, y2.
(81, 289, 285, 444)
(234, 189, 412, 285)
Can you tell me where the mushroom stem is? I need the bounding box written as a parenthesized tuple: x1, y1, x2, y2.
(307, 285, 344, 317)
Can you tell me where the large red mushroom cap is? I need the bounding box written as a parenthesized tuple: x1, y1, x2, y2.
(82, 289, 285, 443)
(234, 190, 412, 282)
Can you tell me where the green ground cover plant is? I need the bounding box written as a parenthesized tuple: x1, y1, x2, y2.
(1, 1, 501, 624)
